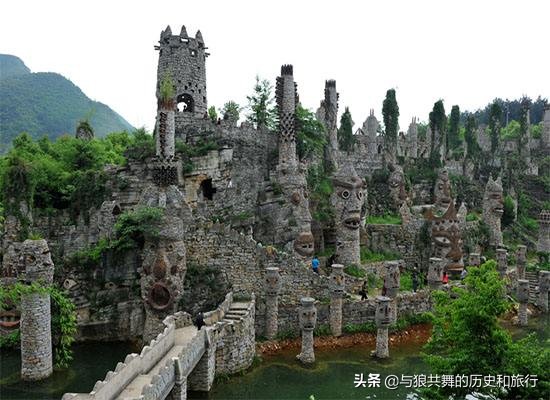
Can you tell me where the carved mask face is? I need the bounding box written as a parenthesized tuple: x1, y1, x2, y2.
(294, 232, 314, 257)
(299, 305, 317, 330)
(333, 176, 365, 230)
(330, 268, 345, 293)
(375, 299, 391, 326)
(484, 179, 504, 218)
(389, 168, 407, 207)
(265, 269, 281, 296)
(432, 223, 463, 270)
(434, 170, 451, 209)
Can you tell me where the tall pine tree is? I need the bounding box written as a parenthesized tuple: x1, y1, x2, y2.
(488, 101, 502, 153)
(338, 107, 355, 153)
(382, 89, 399, 161)
(448, 105, 461, 150)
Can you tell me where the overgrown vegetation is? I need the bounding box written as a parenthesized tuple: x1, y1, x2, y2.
(246, 76, 277, 130)
(306, 165, 334, 222)
(360, 247, 401, 263)
(295, 105, 326, 160)
(0, 282, 77, 368)
(365, 213, 401, 225)
(343, 264, 365, 278)
(422, 260, 549, 400)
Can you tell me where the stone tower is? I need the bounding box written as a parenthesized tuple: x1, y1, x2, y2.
(19, 239, 55, 381)
(275, 65, 298, 170)
(482, 176, 504, 247)
(537, 210, 550, 255)
(408, 117, 418, 158)
(155, 25, 209, 129)
(317, 80, 339, 169)
(542, 104, 550, 149)
(364, 109, 379, 155)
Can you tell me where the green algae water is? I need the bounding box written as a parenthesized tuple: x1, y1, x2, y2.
(0, 341, 138, 400)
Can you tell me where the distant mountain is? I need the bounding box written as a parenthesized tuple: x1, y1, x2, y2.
(0, 54, 134, 150)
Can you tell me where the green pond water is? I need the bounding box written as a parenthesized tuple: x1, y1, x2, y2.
(0, 316, 547, 400)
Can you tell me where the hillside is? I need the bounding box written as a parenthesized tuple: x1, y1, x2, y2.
(0, 54, 134, 150)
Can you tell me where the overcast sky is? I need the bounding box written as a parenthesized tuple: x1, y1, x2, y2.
(1, 0, 548, 132)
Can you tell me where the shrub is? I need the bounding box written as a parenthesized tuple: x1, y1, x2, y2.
(365, 213, 402, 225)
(344, 264, 366, 278)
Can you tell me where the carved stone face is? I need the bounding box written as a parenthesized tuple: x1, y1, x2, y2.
(333, 175, 365, 230)
(434, 169, 451, 211)
(265, 268, 281, 297)
(294, 232, 314, 257)
(330, 265, 345, 295)
(375, 296, 391, 326)
(384, 262, 400, 297)
(496, 248, 507, 269)
(299, 298, 317, 331)
(428, 258, 443, 283)
(484, 179, 504, 218)
(21, 239, 55, 284)
(427, 203, 464, 272)
(388, 166, 407, 207)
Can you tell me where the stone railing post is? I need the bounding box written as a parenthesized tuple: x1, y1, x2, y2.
(468, 253, 480, 266)
(427, 257, 443, 290)
(516, 245, 527, 280)
(264, 267, 281, 340)
(297, 297, 316, 364)
(169, 358, 187, 400)
(329, 264, 345, 337)
(538, 271, 550, 313)
(20, 239, 55, 381)
(496, 248, 508, 278)
(375, 296, 392, 358)
(517, 279, 529, 326)
(384, 261, 400, 323)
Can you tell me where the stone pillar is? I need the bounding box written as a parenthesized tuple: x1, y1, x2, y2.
(275, 65, 298, 170)
(482, 176, 504, 247)
(264, 267, 281, 340)
(468, 253, 480, 266)
(517, 279, 529, 326)
(169, 358, 187, 400)
(296, 297, 316, 364)
(384, 261, 400, 323)
(188, 330, 217, 392)
(317, 80, 339, 170)
(538, 271, 550, 313)
(516, 245, 527, 279)
(537, 210, 550, 262)
(427, 257, 443, 290)
(496, 248, 508, 278)
(20, 239, 55, 381)
(374, 296, 392, 358)
(329, 264, 345, 337)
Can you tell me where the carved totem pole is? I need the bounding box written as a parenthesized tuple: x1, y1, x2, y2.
(264, 267, 281, 340)
(482, 176, 504, 247)
(297, 297, 317, 364)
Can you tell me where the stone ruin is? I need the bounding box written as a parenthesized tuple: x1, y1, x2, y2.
(482, 176, 504, 247)
(331, 162, 365, 266)
(316, 80, 339, 170)
(537, 210, 550, 256)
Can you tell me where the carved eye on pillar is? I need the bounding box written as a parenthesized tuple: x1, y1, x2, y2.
(341, 190, 350, 199)
(357, 191, 363, 200)
(168, 244, 174, 251)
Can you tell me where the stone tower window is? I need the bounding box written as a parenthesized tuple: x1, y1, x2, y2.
(177, 93, 194, 113)
(190, 49, 197, 57)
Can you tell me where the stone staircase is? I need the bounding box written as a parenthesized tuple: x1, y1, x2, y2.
(221, 302, 251, 323)
(525, 271, 539, 304)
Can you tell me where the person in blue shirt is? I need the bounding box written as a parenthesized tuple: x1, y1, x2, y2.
(312, 256, 320, 273)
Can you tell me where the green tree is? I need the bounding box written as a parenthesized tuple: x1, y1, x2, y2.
(464, 115, 480, 159)
(488, 101, 502, 153)
(246, 76, 277, 130)
(295, 105, 326, 160)
(423, 260, 549, 399)
(502, 194, 515, 226)
(448, 105, 461, 150)
(207, 105, 218, 123)
(337, 107, 355, 153)
(429, 100, 447, 158)
(382, 88, 399, 150)
(518, 98, 531, 151)
(221, 100, 241, 124)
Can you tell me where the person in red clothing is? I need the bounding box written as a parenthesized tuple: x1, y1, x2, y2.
(442, 271, 449, 285)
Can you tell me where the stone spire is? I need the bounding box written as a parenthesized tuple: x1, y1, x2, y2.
(482, 176, 504, 247)
(363, 109, 379, 155)
(275, 64, 298, 170)
(317, 80, 339, 169)
(408, 117, 418, 158)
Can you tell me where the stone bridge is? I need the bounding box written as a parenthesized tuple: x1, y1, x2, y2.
(62, 292, 255, 400)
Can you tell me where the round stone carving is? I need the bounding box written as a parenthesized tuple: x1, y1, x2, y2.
(148, 282, 173, 311)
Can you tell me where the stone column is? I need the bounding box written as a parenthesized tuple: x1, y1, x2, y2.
(296, 297, 316, 364)
(516, 245, 527, 280)
(329, 264, 345, 337)
(375, 296, 392, 358)
(169, 358, 187, 400)
(20, 239, 55, 381)
(384, 261, 400, 324)
(427, 257, 443, 290)
(517, 279, 529, 326)
(538, 271, 550, 313)
(264, 267, 281, 340)
(496, 248, 508, 278)
(468, 253, 480, 266)
(537, 210, 550, 259)
(275, 65, 298, 170)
